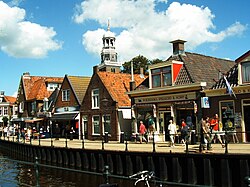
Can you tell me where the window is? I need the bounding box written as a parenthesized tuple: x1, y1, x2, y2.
(92, 89, 100, 109)
(43, 98, 49, 111)
(103, 114, 111, 134)
(19, 102, 24, 113)
(47, 83, 59, 91)
(92, 115, 100, 135)
(62, 89, 70, 101)
(242, 62, 250, 83)
(3, 107, 8, 115)
(0, 107, 2, 115)
(220, 101, 234, 128)
(152, 66, 172, 88)
(31, 101, 36, 113)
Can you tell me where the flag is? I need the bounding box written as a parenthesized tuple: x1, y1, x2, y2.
(224, 76, 236, 99)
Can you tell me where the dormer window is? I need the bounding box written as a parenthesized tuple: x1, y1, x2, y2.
(242, 61, 250, 83)
(152, 66, 172, 88)
(47, 83, 59, 91)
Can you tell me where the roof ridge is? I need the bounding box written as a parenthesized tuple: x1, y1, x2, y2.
(185, 52, 234, 62)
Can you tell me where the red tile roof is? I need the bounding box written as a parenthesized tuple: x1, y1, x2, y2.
(98, 72, 146, 107)
(4, 96, 16, 103)
(22, 76, 63, 100)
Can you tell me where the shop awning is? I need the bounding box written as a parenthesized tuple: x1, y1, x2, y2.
(119, 109, 131, 119)
(25, 118, 44, 123)
(50, 113, 78, 121)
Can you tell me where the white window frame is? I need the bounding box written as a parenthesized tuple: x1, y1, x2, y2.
(62, 89, 70, 101)
(92, 115, 100, 135)
(241, 61, 250, 84)
(102, 114, 111, 134)
(92, 89, 100, 109)
(19, 102, 24, 113)
(3, 107, 8, 115)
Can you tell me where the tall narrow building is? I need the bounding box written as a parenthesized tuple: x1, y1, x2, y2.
(98, 20, 121, 73)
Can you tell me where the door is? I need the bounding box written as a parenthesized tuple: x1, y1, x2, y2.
(244, 106, 250, 142)
(164, 112, 172, 141)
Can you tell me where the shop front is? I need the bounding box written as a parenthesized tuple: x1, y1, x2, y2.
(129, 83, 205, 142)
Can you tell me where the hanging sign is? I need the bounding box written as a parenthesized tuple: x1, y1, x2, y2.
(201, 97, 210, 108)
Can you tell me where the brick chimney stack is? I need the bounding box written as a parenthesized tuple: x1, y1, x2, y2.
(170, 39, 186, 56)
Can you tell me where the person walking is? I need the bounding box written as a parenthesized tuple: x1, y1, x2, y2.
(168, 120, 177, 147)
(180, 119, 189, 145)
(201, 116, 212, 151)
(70, 127, 75, 140)
(210, 114, 225, 148)
(139, 121, 147, 143)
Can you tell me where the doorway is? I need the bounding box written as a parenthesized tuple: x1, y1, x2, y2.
(164, 112, 172, 141)
(243, 106, 250, 142)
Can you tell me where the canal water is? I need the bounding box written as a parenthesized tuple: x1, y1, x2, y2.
(0, 150, 164, 187)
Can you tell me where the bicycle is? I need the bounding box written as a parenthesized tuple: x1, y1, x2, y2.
(129, 170, 162, 187)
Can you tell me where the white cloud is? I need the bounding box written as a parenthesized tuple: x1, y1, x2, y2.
(73, 0, 246, 62)
(0, 1, 62, 58)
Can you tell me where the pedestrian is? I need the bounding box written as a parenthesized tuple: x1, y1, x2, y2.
(139, 121, 147, 143)
(180, 119, 189, 145)
(168, 120, 177, 147)
(201, 116, 212, 151)
(55, 124, 60, 140)
(70, 127, 75, 140)
(3, 126, 7, 138)
(0, 125, 3, 137)
(210, 114, 225, 148)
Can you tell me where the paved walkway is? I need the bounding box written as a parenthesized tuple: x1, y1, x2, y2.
(2, 136, 250, 154)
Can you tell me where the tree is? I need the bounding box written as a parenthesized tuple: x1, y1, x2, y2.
(121, 55, 164, 74)
(121, 55, 150, 74)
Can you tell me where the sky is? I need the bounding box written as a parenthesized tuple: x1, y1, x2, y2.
(0, 0, 249, 97)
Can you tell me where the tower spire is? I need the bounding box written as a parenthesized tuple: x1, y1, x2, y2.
(98, 18, 121, 73)
(107, 18, 110, 31)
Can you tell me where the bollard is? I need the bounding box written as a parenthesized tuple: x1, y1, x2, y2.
(34, 157, 40, 187)
(152, 132, 156, 152)
(51, 135, 53, 147)
(65, 133, 68, 148)
(102, 136, 105, 150)
(225, 131, 228, 154)
(185, 140, 189, 153)
(82, 135, 85, 149)
(39, 136, 41, 146)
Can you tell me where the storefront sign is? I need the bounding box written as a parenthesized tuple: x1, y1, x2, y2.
(135, 92, 196, 104)
(201, 97, 210, 108)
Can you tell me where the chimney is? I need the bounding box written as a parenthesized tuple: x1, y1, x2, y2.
(93, 66, 99, 74)
(170, 39, 186, 55)
(22, 72, 31, 79)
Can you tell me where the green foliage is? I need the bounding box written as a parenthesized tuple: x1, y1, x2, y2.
(121, 55, 164, 74)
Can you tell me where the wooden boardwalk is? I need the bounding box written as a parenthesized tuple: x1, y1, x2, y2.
(3, 136, 250, 155)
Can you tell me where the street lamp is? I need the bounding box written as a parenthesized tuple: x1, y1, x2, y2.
(102, 98, 109, 143)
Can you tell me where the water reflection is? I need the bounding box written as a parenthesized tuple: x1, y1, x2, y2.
(0, 151, 157, 187)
